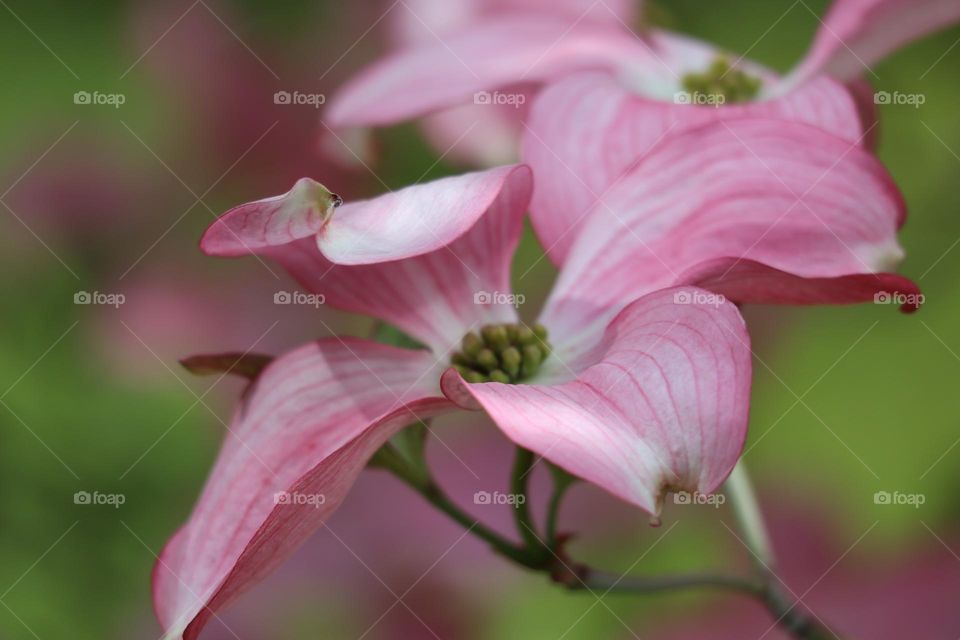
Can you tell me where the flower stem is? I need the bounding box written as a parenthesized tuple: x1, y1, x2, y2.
(510, 447, 547, 557)
(375, 443, 758, 599)
(724, 461, 842, 639)
(371, 443, 536, 567)
(545, 462, 575, 548)
(569, 568, 760, 595)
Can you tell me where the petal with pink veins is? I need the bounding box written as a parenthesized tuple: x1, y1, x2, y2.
(540, 118, 919, 346)
(780, 0, 960, 90)
(203, 165, 532, 354)
(197, 178, 342, 256)
(442, 287, 752, 515)
(325, 16, 648, 129)
(153, 339, 451, 640)
(523, 69, 864, 265)
(316, 165, 528, 264)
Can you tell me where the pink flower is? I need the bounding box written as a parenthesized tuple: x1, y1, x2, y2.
(327, 0, 960, 262)
(153, 117, 918, 638)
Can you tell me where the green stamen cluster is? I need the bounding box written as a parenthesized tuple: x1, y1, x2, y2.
(681, 57, 762, 104)
(452, 323, 551, 383)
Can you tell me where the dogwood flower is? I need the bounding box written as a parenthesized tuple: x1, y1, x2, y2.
(327, 0, 960, 262)
(153, 117, 919, 638)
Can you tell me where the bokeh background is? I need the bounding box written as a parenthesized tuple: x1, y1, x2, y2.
(1, 1, 958, 638)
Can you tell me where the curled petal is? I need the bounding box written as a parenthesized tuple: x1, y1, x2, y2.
(201, 166, 532, 354)
(200, 178, 341, 256)
(442, 288, 752, 515)
(523, 69, 864, 265)
(316, 165, 528, 264)
(541, 118, 916, 346)
(681, 259, 922, 313)
(781, 0, 960, 89)
(325, 16, 646, 129)
(153, 339, 450, 639)
(202, 165, 527, 263)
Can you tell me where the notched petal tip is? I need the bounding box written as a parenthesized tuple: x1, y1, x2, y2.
(872, 276, 924, 314)
(200, 178, 342, 256)
(439, 367, 484, 411)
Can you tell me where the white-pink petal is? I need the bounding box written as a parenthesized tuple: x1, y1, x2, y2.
(318, 165, 527, 264)
(263, 166, 531, 354)
(200, 178, 340, 256)
(153, 339, 450, 640)
(201, 166, 532, 354)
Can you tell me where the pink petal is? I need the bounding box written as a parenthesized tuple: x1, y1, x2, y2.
(441, 287, 752, 515)
(200, 166, 531, 353)
(782, 0, 960, 89)
(153, 339, 450, 639)
(261, 166, 531, 354)
(681, 259, 922, 313)
(380, 0, 637, 165)
(316, 165, 529, 264)
(325, 15, 646, 129)
(200, 178, 341, 257)
(540, 118, 916, 345)
(413, 89, 535, 166)
(523, 69, 864, 264)
(202, 165, 527, 263)
(389, 0, 638, 46)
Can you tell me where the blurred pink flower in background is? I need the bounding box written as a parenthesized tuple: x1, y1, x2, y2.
(1, 135, 156, 249)
(128, 0, 370, 197)
(328, 0, 960, 263)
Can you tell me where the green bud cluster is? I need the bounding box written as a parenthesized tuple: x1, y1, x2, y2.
(451, 323, 551, 384)
(681, 57, 762, 104)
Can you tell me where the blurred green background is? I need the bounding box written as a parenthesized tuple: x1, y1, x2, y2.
(1, 1, 958, 638)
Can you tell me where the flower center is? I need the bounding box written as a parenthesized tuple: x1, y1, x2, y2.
(680, 57, 762, 104)
(451, 323, 551, 384)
